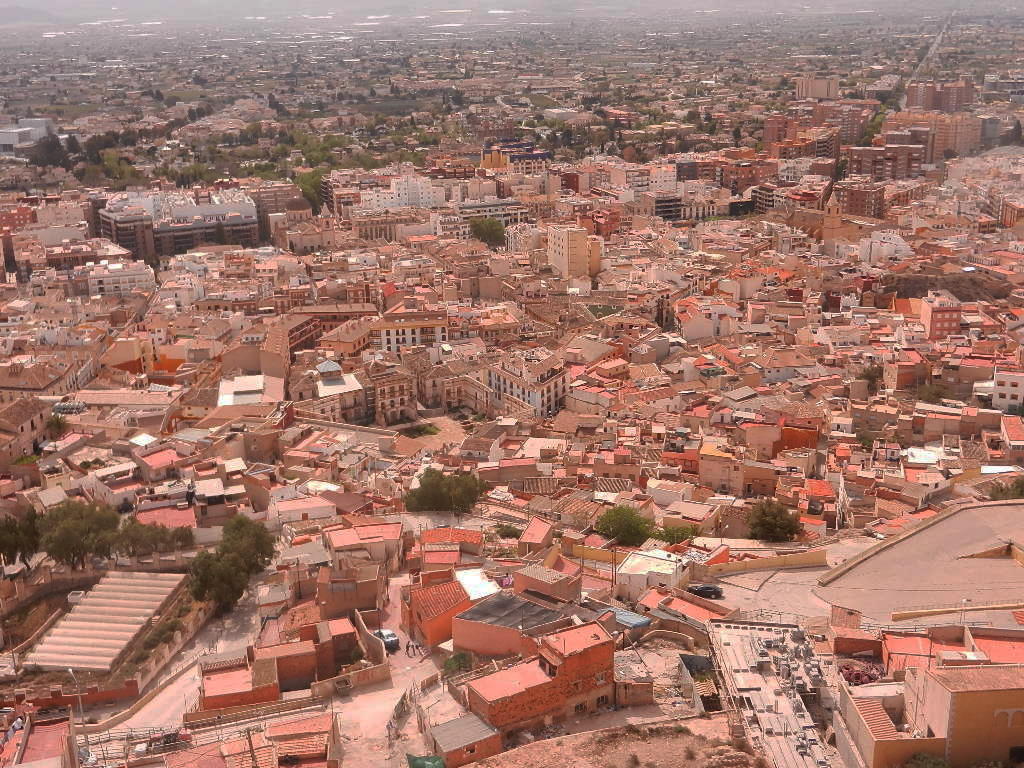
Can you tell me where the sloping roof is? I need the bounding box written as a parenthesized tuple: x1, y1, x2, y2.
(430, 713, 497, 753)
(412, 579, 470, 619)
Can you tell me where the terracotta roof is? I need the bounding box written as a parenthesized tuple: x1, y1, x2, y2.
(412, 579, 470, 620)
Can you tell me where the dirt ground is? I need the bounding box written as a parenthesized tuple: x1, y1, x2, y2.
(399, 415, 470, 452)
(477, 716, 748, 768)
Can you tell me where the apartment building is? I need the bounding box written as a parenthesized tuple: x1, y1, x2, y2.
(920, 290, 962, 340)
(847, 144, 924, 181)
(795, 75, 840, 100)
(546, 224, 603, 279)
(487, 348, 568, 417)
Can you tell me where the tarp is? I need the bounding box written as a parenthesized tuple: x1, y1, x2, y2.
(407, 755, 444, 768)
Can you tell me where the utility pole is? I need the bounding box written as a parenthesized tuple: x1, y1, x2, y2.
(244, 728, 259, 768)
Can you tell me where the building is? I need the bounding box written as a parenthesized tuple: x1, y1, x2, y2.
(487, 349, 568, 417)
(905, 78, 977, 112)
(847, 144, 924, 181)
(884, 111, 983, 163)
(920, 290, 962, 340)
(546, 225, 603, 279)
(99, 190, 258, 266)
(832, 177, 887, 219)
(795, 76, 840, 100)
(836, 663, 1024, 768)
(466, 622, 615, 734)
(369, 298, 449, 353)
(991, 367, 1024, 412)
(68, 259, 156, 297)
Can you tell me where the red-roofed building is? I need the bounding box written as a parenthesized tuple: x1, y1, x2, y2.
(518, 517, 554, 555)
(466, 622, 615, 733)
(405, 577, 473, 647)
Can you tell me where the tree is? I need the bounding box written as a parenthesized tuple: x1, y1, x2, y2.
(29, 133, 69, 169)
(220, 515, 275, 575)
(915, 381, 948, 404)
(45, 414, 67, 438)
(594, 505, 654, 546)
(732, 125, 742, 146)
(860, 363, 884, 395)
(189, 551, 249, 609)
(405, 469, 487, 516)
(903, 755, 949, 768)
(747, 499, 801, 542)
(469, 217, 505, 248)
(295, 169, 324, 213)
(39, 500, 120, 569)
(64, 135, 81, 155)
(656, 525, 697, 545)
(0, 510, 39, 567)
(187, 516, 273, 610)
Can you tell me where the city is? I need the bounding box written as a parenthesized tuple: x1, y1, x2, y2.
(1, 2, 1024, 768)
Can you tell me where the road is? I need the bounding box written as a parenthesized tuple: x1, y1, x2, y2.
(901, 10, 956, 108)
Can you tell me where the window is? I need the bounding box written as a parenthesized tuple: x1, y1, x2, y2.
(574, 703, 587, 714)
(594, 672, 607, 685)
(597, 695, 609, 707)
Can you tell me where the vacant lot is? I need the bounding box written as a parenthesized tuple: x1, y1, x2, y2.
(477, 716, 746, 768)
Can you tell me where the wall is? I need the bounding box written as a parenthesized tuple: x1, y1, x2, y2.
(559, 542, 628, 566)
(451, 618, 524, 659)
(437, 730, 503, 768)
(309, 661, 391, 698)
(698, 547, 827, 576)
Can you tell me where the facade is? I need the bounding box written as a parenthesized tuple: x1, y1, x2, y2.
(487, 349, 568, 417)
(546, 225, 603, 279)
(920, 290, 962, 340)
(795, 76, 840, 100)
(466, 622, 615, 735)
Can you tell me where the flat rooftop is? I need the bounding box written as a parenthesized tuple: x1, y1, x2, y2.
(25, 571, 184, 672)
(815, 501, 1024, 628)
(710, 620, 831, 768)
(456, 592, 563, 630)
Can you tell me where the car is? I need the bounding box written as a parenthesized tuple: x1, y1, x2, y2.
(374, 628, 401, 652)
(686, 584, 723, 599)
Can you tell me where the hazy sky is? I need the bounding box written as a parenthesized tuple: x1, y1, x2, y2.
(5, 0, 972, 25)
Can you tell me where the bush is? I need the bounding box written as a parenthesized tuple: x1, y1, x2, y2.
(594, 505, 654, 546)
(494, 523, 523, 539)
(747, 499, 801, 542)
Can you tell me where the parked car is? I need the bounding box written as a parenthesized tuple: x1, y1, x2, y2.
(373, 628, 401, 652)
(686, 584, 723, 599)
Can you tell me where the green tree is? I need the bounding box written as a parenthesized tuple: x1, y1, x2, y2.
(39, 500, 120, 569)
(189, 550, 249, 609)
(469, 217, 505, 248)
(405, 469, 487, 516)
(220, 515, 275, 574)
(903, 755, 949, 768)
(747, 499, 801, 542)
(29, 133, 70, 169)
(295, 169, 325, 213)
(64, 135, 82, 155)
(656, 524, 697, 545)
(915, 381, 949, 404)
(594, 505, 654, 546)
(187, 516, 273, 610)
(0, 510, 39, 566)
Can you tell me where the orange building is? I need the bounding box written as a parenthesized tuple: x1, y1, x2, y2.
(466, 622, 615, 735)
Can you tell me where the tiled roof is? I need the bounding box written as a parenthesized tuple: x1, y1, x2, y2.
(412, 579, 470, 619)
